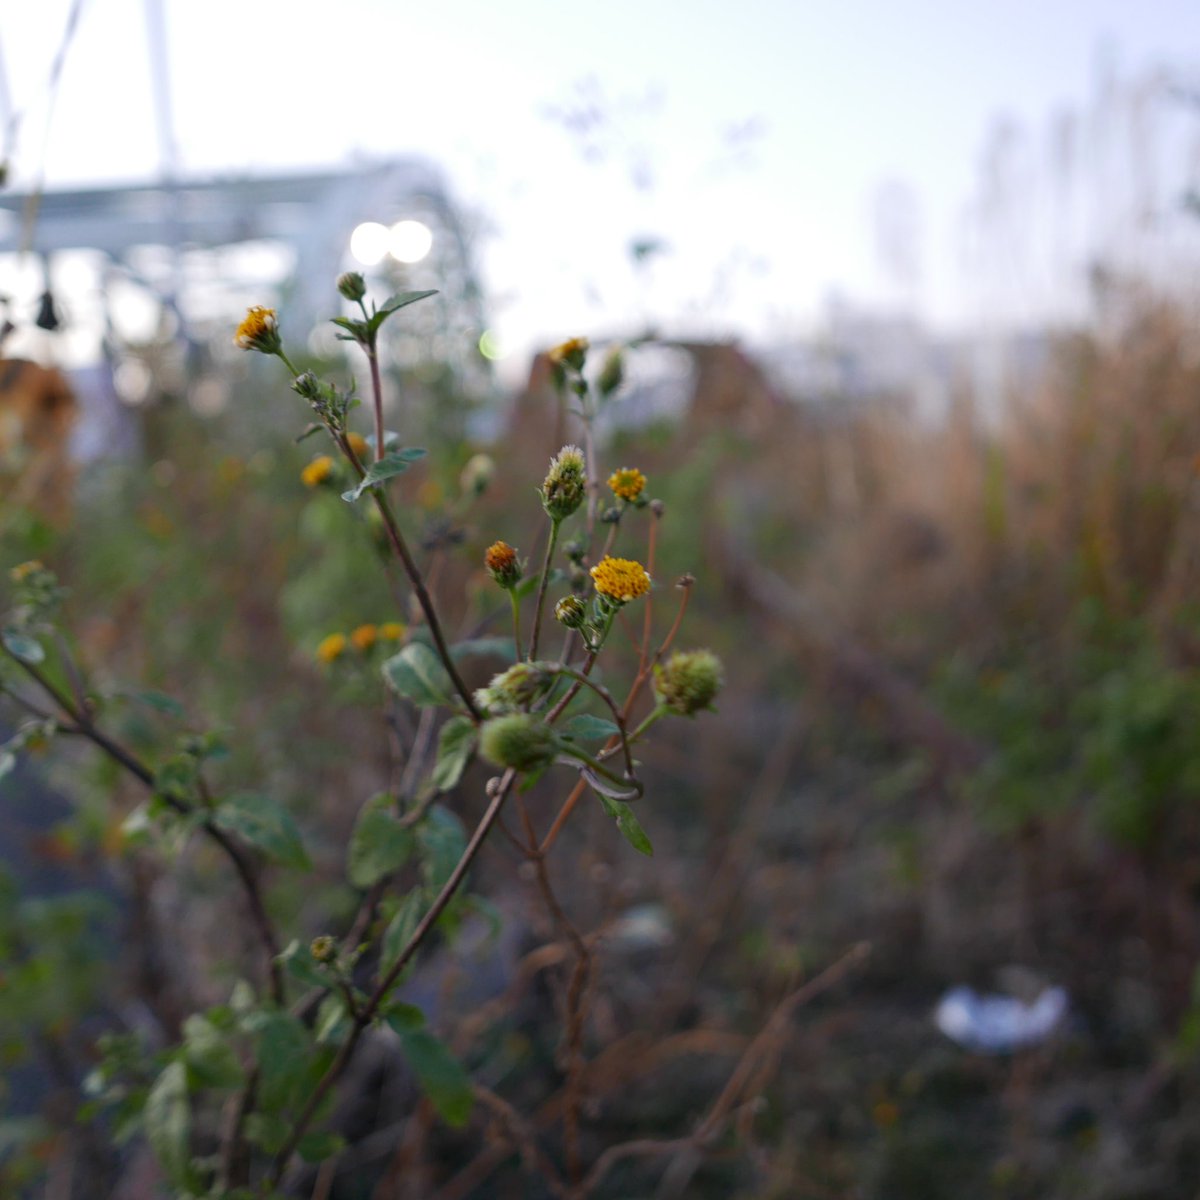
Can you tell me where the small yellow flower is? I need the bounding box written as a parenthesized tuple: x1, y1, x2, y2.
(346, 432, 369, 459)
(233, 305, 280, 353)
(608, 467, 646, 502)
(301, 455, 334, 488)
(316, 632, 347, 663)
(590, 556, 651, 603)
(350, 623, 378, 652)
(9, 560, 43, 583)
(547, 336, 589, 369)
(379, 622, 406, 641)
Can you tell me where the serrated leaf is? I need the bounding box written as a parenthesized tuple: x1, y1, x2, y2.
(381, 891, 424, 974)
(432, 717, 476, 792)
(250, 1011, 313, 1112)
(297, 1130, 346, 1163)
(562, 714, 620, 741)
(214, 793, 311, 870)
(382, 642, 453, 707)
(386, 1016, 473, 1127)
(417, 806, 467, 891)
(341, 449, 427, 502)
(144, 1061, 190, 1185)
(379, 289, 438, 316)
(348, 795, 414, 888)
(1, 628, 43, 664)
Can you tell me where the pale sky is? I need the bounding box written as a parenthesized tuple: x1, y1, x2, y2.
(2, 0, 1198, 369)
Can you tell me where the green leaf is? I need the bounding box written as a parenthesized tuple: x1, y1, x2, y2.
(182, 1015, 244, 1090)
(417, 806, 467, 891)
(348, 795, 414, 888)
(314, 993, 350, 1045)
(432, 717, 476, 792)
(379, 288, 438, 317)
(330, 315, 368, 341)
(297, 1130, 346, 1163)
(249, 1011, 313, 1112)
(382, 642, 453, 707)
(341, 449, 427, 501)
(450, 636, 517, 663)
(277, 939, 328, 989)
(562, 714, 620, 741)
(386, 1016, 474, 1127)
(1, 628, 43, 664)
(0, 752, 14, 782)
(514, 568, 565, 600)
(144, 1061, 190, 1186)
(598, 795, 654, 856)
(214, 793, 311, 870)
(381, 891, 424, 975)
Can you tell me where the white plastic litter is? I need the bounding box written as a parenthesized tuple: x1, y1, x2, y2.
(934, 984, 1068, 1053)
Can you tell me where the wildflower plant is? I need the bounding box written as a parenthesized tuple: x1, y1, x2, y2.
(0, 281, 726, 1197)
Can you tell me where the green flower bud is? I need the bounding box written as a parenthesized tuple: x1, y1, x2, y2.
(596, 346, 625, 397)
(337, 271, 367, 302)
(310, 935, 337, 963)
(540, 444, 587, 522)
(480, 714, 561, 773)
(654, 649, 723, 716)
(474, 662, 557, 715)
(555, 595, 587, 630)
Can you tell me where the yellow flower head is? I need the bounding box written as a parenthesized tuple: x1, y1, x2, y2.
(316, 632, 347, 663)
(234, 306, 280, 353)
(301, 455, 334, 488)
(350, 623, 378, 652)
(590, 556, 651, 604)
(9, 560, 43, 583)
(346, 432, 369, 459)
(379, 622, 406, 641)
(608, 467, 646, 502)
(547, 336, 589, 370)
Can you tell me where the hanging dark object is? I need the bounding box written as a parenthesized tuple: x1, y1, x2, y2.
(35, 289, 60, 331)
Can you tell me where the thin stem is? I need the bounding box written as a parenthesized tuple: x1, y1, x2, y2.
(528, 520, 561, 662)
(509, 590, 522, 662)
(266, 770, 518, 1186)
(367, 346, 385, 463)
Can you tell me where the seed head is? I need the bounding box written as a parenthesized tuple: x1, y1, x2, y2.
(654, 649, 723, 716)
(540, 444, 587, 522)
(310, 935, 337, 963)
(479, 714, 561, 773)
(474, 661, 556, 715)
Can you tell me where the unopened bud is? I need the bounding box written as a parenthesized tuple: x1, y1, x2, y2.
(310, 935, 337, 963)
(555, 595, 587, 630)
(337, 271, 367, 302)
(484, 541, 522, 589)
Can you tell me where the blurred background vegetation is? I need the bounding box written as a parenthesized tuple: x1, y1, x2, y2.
(5, 3, 1200, 1196)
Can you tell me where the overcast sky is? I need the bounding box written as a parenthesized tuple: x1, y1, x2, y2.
(2, 0, 1198, 368)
